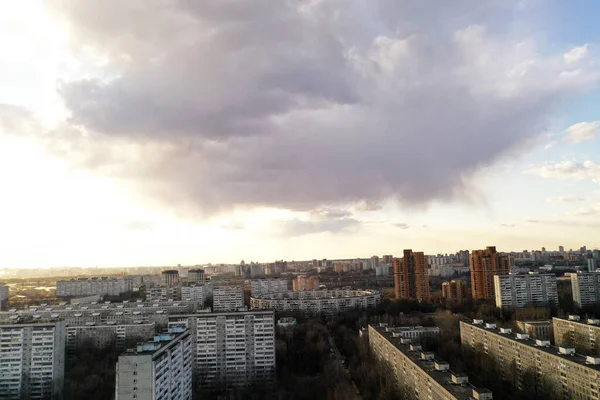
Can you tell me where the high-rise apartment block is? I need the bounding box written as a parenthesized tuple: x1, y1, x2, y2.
(442, 280, 467, 302)
(168, 311, 275, 389)
(460, 320, 600, 398)
(0, 319, 66, 400)
(0, 282, 8, 310)
(181, 283, 212, 303)
(188, 269, 205, 283)
(115, 327, 192, 400)
(371, 255, 380, 268)
(369, 323, 493, 400)
(161, 270, 180, 286)
(571, 272, 600, 308)
(251, 278, 288, 296)
(212, 285, 244, 312)
(394, 250, 430, 300)
(56, 277, 133, 298)
(66, 321, 155, 354)
(292, 276, 319, 291)
(493, 273, 558, 308)
(470, 246, 510, 300)
(588, 259, 598, 273)
(554, 316, 600, 355)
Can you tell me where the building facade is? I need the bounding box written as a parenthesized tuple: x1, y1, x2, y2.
(213, 285, 244, 312)
(56, 277, 133, 298)
(0, 319, 66, 400)
(115, 327, 193, 400)
(394, 250, 430, 301)
(493, 273, 558, 309)
(571, 272, 600, 308)
(369, 324, 492, 400)
(188, 269, 205, 283)
(441, 280, 467, 303)
(470, 246, 510, 300)
(0, 282, 8, 310)
(460, 320, 600, 399)
(251, 278, 288, 296)
(66, 321, 155, 353)
(168, 311, 275, 389)
(554, 316, 600, 355)
(250, 289, 381, 315)
(515, 320, 553, 341)
(161, 270, 180, 286)
(292, 276, 319, 291)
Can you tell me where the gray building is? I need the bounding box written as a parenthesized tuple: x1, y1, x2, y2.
(0, 282, 8, 310)
(571, 272, 600, 308)
(554, 315, 600, 355)
(250, 278, 288, 296)
(213, 285, 244, 312)
(493, 273, 558, 308)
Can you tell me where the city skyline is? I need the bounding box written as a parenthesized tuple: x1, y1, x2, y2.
(1, 1, 600, 269)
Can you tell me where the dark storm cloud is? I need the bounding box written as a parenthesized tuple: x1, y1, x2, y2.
(38, 0, 597, 214)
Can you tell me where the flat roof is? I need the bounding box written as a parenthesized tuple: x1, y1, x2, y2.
(120, 329, 189, 358)
(461, 321, 600, 372)
(553, 316, 600, 328)
(370, 325, 487, 400)
(517, 320, 552, 326)
(168, 310, 274, 318)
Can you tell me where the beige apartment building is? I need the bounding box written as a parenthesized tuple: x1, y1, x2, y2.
(369, 324, 493, 400)
(460, 320, 600, 399)
(554, 315, 600, 355)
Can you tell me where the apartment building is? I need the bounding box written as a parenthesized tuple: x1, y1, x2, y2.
(251, 278, 288, 296)
(115, 327, 193, 400)
(161, 270, 180, 286)
(145, 285, 181, 301)
(442, 280, 467, 303)
(379, 325, 441, 340)
(0, 318, 66, 400)
(369, 324, 493, 400)
(460, 320, 600, 399)
(292, 276, 319, 291)
(571, 272, 600, 308)
(515, 320, 553, 340)
(213, 285, 244, 312)
(66, 321, 155, 353)
(188, 269, 206, 283)
(56, 276, 133, 298)
(0, 282, 8, 310)
(554, 315, 600, 355)
(470, 246, 510, 300)
(250, 289, 381, 315)
(493, 273, 558, 308)
(168, 311, 275, 389)
(394, 250, 430, 301)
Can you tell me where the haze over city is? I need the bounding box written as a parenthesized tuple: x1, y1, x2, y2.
(1, 0, 600, 269)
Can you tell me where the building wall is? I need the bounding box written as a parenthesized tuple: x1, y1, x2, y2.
(554, 317, 600, 355)
(213, 286, 244, 312)
(0, 283, 9, 310)
(515, 321, 553, 341)
(292, 276, 319, 291)
(251, 279, 288, 296)
(394, 250, 430, 301)
(66, 322, 155, 353)
(56, 277, 133, 298)
(571, 273, 600, 308)
(493, 274, 558, 308)
(442, 280, 467, 303)
(0, 321, 66, 400)
(470, 247, 510, 300)
(250, 290, 381, 315)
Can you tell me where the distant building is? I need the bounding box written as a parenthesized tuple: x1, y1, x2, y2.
(161, 270, 180, 286)
(56, 277, 133, 298)
(168, 311, 275, 389)
(515, 320, 553, 341)
(588, 259, 598, 272)
(394, 250, 430, 301)
(381, 325, 441, 340)
(0, 282, 8, 310)
(470, 246, 510, 300)
(554, 316, 600, 355)
(382, 255, 394, 264)
(571, 272, 600, 308)
(493, 273, 558, 309)
(145, 285, 181, 301)
(371, 256, 380, 269)
(250, 264, 264, 278)
(442, 280, 467, 303)
(188, 269, 205, 283)
(251, 278, 288, 296)
(369, 323, 492, 400)
(66, 321, 155, 354)
(0, 319, 66, 400)
(292, 276, 320, 291)
(213, 285, 244, 312)
(181, 283, 213, 304)
(115, 327, 193, 400)
(375, 264, 394, 277)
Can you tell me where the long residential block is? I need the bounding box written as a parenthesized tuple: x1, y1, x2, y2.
(369, 324, 492, 400)
(571, 272, 600, 308)
(554, 315, 600, 355)
(460, 320, 600, 399)
(493, 273, 558, 309)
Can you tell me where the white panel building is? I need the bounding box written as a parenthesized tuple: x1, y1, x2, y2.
(66, 321, 155, 353)
(56, 277, 133, 298)
(250, 279, 288, 296)
(0, 319, 66, 400)
(115, 327, 193, 400)
(571, 272, 600, 308)
(168, 311, 275, 389)
(213, 285, 244, 312)
(0, 282, 8, 310)
(493, 273, 558, 309)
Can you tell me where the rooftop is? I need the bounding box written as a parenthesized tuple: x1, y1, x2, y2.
(462, 321, 600, 371)
(120, 327, 188, 357)
(554, 316, 600, 327)
(370, 324, 490, 400)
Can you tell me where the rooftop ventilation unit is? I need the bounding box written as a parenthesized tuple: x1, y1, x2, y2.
(421, 352, 435, 360)
(559, 347, 575, 355)
(472, 388, 494, 400)
(473, 319, 484, 325)
(379, 323, 388, 327)
(451, 373, 468, 384)
(434, 361, 450, 371)
(485, 323, 496, 329)
(585, 356, 600, 365)
(588, 319, 599, 325)
(515, 333, 529, 340)
(410, 344, 422, 351)
(535, 339, 551, 347)
(568, 315, 581, 321)
(400, 337, 411, 344)
(499, 328, 512, 334)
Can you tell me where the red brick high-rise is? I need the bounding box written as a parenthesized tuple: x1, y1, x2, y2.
(394, 249, 430, 300)
(470, 246, 510, 300)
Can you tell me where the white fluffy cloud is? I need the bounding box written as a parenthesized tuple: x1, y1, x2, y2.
(564, 121, 599, 143)
(527, 161, 600, 183)
(3, 0, 596, 216)
(563, 44, 589, 64)
(546, 195, 586, 203)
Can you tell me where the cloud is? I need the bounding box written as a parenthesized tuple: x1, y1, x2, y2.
(564, 121, 599, 144)
(394, 223, 410, 229)
(123, 219, 155, 231)
(354, 199, 383, 212)
(17, 1, 599, 214)
(544, 140, 556, 149)
(526, 161, 600, 184)
(499, 223, 516, 227)
(546, 195, 586, 203)
(564, 44, 589, 64)
(279, 212, 360, 236)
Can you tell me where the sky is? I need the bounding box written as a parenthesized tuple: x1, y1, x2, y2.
(0, 0, 599, 269)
